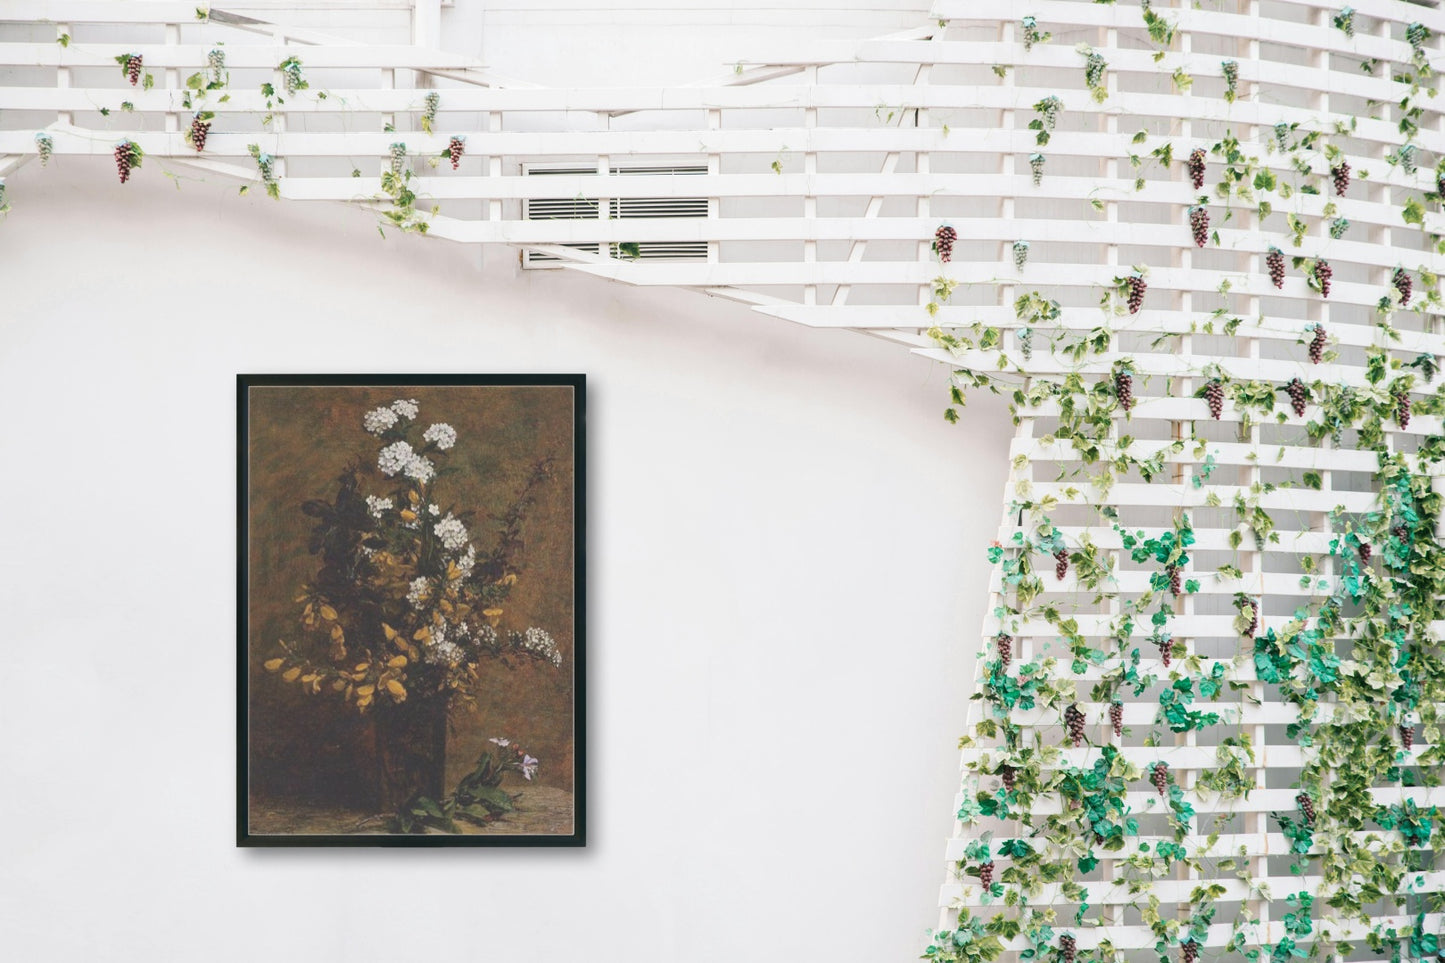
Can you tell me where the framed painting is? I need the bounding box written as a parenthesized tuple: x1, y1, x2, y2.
(237, 375, 585, 846)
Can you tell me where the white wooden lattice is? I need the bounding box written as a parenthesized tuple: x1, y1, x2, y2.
(2, 0, 1445, 957)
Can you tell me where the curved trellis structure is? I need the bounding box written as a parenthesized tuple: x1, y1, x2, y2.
(929, 3, 1445, 963)
(3, 1, 1445, 959)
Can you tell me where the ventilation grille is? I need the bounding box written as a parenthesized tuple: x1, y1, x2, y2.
(524, 165, 709, 266)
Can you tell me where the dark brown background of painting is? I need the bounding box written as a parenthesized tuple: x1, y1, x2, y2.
(246, 384, 576, 815)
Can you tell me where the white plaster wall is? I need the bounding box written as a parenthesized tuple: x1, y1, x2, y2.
(0, 158, 1009, 962)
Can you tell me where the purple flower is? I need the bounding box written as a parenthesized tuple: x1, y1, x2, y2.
(521, 755, 538, 780)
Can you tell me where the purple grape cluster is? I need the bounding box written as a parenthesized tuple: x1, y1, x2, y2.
(126, 54, 143, 86)
(114, 141, 136, 183)
(999, 764, 1017, 792)
(189, 115, 210, 153)
(1151, 762, 1169, 795)
(448, 136, 465, 170)
(1114, 369, 1134, 411)
(1359, 542, 1372, 565)
(1189, 205, 1209, 247)
(1126, 275, 1146, 313)
(1205, 380, 1224, 420)
(1396, 388, 1411, 429)
(1157, 638, 1173, 667)
(1394, 267, 1413, 306)
(1331, 160, 1351, 196)
(978, 860, 995, 889)
(1054, 549, 1070, 580)
(1059, 935, 1077, 963)
(1064, 704, 1086, 747)
(1314, 259, 1333, 298)
(1309, 325, 1327, 364)
(1168, 564, 1182, 596)
(1187, 148, 1206, 190)
(996, 632, 1013, 669)
(1267, 246, 1286, 289)
(1402, 724, 1416, 750)
(1109, 701, 1123, 738)
(1296, 792, 1316, 826)
(1285, 377, 1308, 417)
(1243, 599, 1259, 637)
(934, 224, 957, 263)
(1182, 941, 1199, 963)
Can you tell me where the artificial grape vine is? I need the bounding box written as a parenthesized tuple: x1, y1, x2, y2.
(1331, 159, 1350, 196)
(113, 139, 142, 183)
(1267, 247, 1286, 288)
(1187, 148, 1205, 189)
(1188, 205, 1209, 247)
(935, 224, 957, 263)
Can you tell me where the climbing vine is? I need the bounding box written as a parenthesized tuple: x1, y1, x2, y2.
(926, 6, 1445, 963)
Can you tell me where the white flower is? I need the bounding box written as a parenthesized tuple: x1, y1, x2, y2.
(521, 754, 539, 780)
(455, 545, 477, 578)
(391, 398, 419, 420)
(515, 627, 562, 667)
(365, 495, 393, 518)
(427, 503, 441, 516)
(427, 639, 464, 666)
(474, 622, 499, 650)
(420, 620, 460, 664)
(489, 737, 511, 747)
(403, 454, 435, 484)
(378, 440, 414, 476)
(406, 576, 431, 608)
(423, 422, 457, 450)
(434, 513, 469, 552)
(363, 406, 399, 434)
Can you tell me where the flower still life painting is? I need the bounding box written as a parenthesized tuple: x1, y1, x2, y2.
(238, 375, 585, 846)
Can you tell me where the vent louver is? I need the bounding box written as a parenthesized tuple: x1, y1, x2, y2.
(523, 165, 708, 266)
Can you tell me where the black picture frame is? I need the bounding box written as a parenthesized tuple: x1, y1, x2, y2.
(237, 374, 586, 847)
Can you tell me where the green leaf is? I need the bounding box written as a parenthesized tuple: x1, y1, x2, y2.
(467, 785, 515, 814)
(455, 803, 495, 825)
